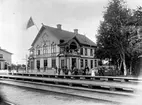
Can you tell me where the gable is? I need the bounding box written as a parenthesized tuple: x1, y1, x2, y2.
(31, 26, 59, 48)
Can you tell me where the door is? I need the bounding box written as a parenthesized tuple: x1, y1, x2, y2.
(36, 60, 40, 70)
(44, 59, 47, 70)
(72, 58, 76, 68)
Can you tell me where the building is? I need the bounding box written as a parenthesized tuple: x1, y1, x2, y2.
(28, 24, 98, 71)
(0, 47, 12, 70)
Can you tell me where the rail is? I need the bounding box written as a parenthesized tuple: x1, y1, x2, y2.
(8, 72, 142, 83)
(0, 74, 137, 94)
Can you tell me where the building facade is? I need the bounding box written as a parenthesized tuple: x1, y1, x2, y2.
(0, 48, 12, 70)
(29, 24, 98, 71)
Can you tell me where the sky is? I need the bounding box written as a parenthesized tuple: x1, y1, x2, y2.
(0, 0, 142, 64)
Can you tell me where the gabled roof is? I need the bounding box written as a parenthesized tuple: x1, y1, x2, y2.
(0, 48, 12, 55)
(58, 36, 81, 46)
(31, 24, 96, 47)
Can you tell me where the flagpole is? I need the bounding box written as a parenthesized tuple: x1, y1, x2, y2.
(34, 24, 39, 31)
(32, 17, 39, 31)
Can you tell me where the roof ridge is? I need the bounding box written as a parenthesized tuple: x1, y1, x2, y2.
(31, 24, 96, 47)
(43, 24, 85, 36)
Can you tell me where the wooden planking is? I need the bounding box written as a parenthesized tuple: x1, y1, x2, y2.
(9, 72, 142, 83)
(0, 75, 136, 93)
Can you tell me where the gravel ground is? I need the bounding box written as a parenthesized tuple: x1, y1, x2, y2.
(0, 84, 119, 105)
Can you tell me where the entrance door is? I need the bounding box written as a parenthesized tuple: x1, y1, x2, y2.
(31, 61, 34, 70)
(72, 58, 76, 68)
(36, 60, 40, 70)
(44, 60, 47, 70)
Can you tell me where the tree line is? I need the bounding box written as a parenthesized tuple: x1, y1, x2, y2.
(96, 0, 142, 76)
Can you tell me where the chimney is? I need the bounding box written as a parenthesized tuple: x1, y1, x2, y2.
(74, 29, 78, 34)
(57, 24, 62, 30)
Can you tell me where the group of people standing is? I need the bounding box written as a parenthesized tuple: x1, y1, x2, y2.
(54, 66, 91, 75)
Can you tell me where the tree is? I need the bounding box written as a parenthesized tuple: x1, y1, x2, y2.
(126, 7, 142, 75)
(96, 0, 131, 75)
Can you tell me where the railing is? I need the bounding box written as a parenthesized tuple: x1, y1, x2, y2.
(0, 74, 136, 94)
(8, 72, 142, 83)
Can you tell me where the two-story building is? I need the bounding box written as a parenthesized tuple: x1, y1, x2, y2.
(0, 47, 12, 70)
(29, 24, 98, 71)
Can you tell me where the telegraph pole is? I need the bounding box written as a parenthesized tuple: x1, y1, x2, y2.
(22, 54, 28, 73)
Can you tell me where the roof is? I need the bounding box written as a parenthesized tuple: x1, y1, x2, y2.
(31, 24, 96, 47)
(58, 36, 81, 46)
(0, 48, 12, 55)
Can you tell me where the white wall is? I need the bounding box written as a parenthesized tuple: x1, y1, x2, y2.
(31, 29, 60, 69)
(0, 49, 12, 65)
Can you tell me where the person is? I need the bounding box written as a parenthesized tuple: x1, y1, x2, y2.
(37, 66, 40, 72)
(68, 69, 71, 75)
(83, 67, 86, 75)
(55, 66, 58, 75)
(58, 68, 61, 75)
(86, 66, 89, 75)
(74, 67, 78, 75)
(60, 68, 64, 75)
(91, 67, 97, 76)
(64, 66, 68, 75)
(8, 66, 11, 74)
(71, 66, 74, 75)
(84, 66, 89, 75)
(16, 66, 18, 73)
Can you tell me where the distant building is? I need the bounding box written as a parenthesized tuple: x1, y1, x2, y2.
(29, 24, 98, 71)
(0, 47, 12, 70)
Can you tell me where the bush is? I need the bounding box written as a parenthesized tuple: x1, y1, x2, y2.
(98, 66, 117, 76)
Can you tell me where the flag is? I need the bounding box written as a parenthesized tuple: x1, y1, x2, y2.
(26, 17, 34, 29)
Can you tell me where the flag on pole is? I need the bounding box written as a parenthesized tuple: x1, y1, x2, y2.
(26, 17, 34, 29)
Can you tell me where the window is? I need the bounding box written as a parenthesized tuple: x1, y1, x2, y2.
(90, 60, 93, 68)
(37, 50, 40, 55)
(85, 48, 87, 56)
(53, 45, 56, 53)
(43, 44, 47, 54)
(85, 59, 88, 67)
(94, 60, 97, 67)
(51, 44, 56, 53)
(52, 59, 56, 68)
(90, 49, 93, 56)
(80, 48, 83, 55)
(80, 59, 84, 67)
(44, 60, 47, 69)
(61, 59, 64, 68)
